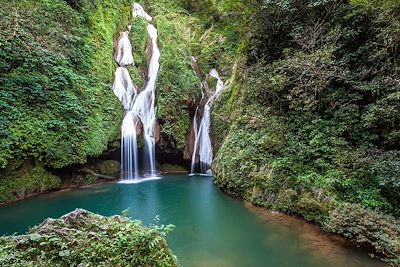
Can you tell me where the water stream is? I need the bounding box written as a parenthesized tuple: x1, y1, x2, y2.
(190, 68, 224, 175)
(113, 3, 160, 181)
(0, 176, 387, 267)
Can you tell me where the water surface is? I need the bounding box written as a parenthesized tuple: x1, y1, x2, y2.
(0, 175, 387, 267)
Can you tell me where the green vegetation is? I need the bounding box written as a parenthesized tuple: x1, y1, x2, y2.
(0, 0, 133, 201)
(208, 0, 400, 263)
(129, 15, 148, 87)
(137, 0, 247, 152)
(0, 162, 61, 203)
(0, 0, 399, 263)
(326, 203, 400, 264)
(97, 159, 120, 176)
(141, 0, 200, 151)
(0, 209, 178, 266)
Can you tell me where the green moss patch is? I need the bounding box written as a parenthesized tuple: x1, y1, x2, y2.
(0, 209, 179, 266)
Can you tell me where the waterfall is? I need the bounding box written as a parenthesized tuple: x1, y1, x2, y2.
(115, 31, 134, 66)
(121, 111, 139, 180)
(130, 24, 160, 176)
(112, 67, 136, 110)
(190, 68, 224, 176)
(112, 3, 160, 181)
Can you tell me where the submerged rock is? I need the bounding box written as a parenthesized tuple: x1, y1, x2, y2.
(0, 209, 179, 266)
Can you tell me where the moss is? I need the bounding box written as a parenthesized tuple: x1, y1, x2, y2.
(152, 8, 200, 151)
(0, 162, 61, 203)
(0, 0, 131, 170)
(0, 209, 179, 266)
(97, 160, 120, 176)
(129, 16, 149, 87)
(84, 175, 98, 185)
(159, 163, 187, 173)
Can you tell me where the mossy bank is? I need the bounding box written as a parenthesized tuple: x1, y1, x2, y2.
(0, 209, 179, 266)
(209, 0, 400, 264)
(0, 0, 133, 201)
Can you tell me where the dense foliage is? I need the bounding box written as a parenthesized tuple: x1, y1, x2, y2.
(211, 0, 400, 263)
(0, 0, 133, 201)
(1, 0, 399, 263)
(0, 209, 178, 266)
(0, 0, 133, 169)
(326, 203, 400, 264)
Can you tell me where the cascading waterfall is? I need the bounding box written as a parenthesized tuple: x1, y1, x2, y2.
(190, 68, 224, 175)
(130, 23, 160, 176)
(112, 3, 160, 181)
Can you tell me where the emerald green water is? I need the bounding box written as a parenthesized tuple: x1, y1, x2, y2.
(0, 175, 387, 267)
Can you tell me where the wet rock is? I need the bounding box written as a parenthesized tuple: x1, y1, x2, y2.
(183, 120, 196, 160)
(158, 163, 188, 174)
(154, 121, 161, 143)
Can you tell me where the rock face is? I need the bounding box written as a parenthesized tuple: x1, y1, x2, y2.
(0, 209, 179, 266)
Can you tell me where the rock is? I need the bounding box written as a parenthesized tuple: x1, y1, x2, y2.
(97, 160, 120, 176)
(154, 121, 161, 143)
(0, 209, 179, 266)
(184, 120, 196, 160)
(159, 163, 188, 174)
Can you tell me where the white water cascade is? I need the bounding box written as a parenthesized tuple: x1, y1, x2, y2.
(190, 68, 224, 175)
(112, 3, 160, 182)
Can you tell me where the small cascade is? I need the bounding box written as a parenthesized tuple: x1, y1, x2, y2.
(112, 67, 137, 110)
(115, 31, 135, 66)
(190, 67, 224, 176)
(112, 3, 160, 181)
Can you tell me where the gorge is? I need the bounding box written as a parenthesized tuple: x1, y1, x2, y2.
(0, 0, 399, 266)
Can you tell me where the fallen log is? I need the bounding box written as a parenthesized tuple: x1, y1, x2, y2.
(80, 168, 117, 181)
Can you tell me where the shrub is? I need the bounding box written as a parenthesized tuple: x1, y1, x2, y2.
(326, 203, 400, 264)
(0, 209, 179, 266)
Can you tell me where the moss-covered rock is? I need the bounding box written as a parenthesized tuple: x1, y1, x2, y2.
(97, 160, 120, 176)
(158, 163, 188, 174)
(0, 162, 61, 203)
(0, 209, 179, 266)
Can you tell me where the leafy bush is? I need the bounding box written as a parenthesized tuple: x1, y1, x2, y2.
(326, 203, 400, 264)
(0, 209, 179, 266)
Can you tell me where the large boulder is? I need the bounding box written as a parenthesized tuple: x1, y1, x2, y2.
(97, 160, 120, 176)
